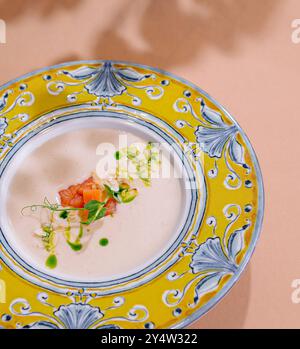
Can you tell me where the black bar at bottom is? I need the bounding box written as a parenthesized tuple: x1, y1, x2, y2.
(0, 329, 297, 346)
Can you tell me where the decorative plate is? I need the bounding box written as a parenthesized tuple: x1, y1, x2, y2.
(0, 61, 264, 329)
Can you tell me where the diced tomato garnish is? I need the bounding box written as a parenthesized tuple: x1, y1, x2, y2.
(69, 193, 84, 208)
(79, 209, 89, 222)
(59, 184, 81, 207)
(83, 189, 105, 205)
(104, 198, 117, 216)
(59, 177, 117, 221)
(59, 177, 100, 209)
(77, 177, 97, 195)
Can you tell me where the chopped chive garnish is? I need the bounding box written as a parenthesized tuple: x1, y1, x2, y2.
(120, 188, 138, 203)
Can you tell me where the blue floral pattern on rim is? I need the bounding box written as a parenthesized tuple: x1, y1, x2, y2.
(62, 61, 148, 98)
(8, 293, 149, 329)
(195, 100, 247, 167)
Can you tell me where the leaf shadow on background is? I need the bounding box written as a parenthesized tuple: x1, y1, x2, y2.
(91, 0, 282, 69)
(189, 265, 251, 329)
(0, 0, 82, 21)
(0, 0, 282, 69)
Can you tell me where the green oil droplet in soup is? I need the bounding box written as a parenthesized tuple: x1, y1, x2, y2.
(67, 241, 83, 251)
(46, 254, 57, 269)
(99, 238, 109, 247)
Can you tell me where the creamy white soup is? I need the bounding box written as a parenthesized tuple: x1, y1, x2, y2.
(0, 122, 185, 282)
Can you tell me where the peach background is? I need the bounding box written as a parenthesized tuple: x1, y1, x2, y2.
(0, 0, 299, 328)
